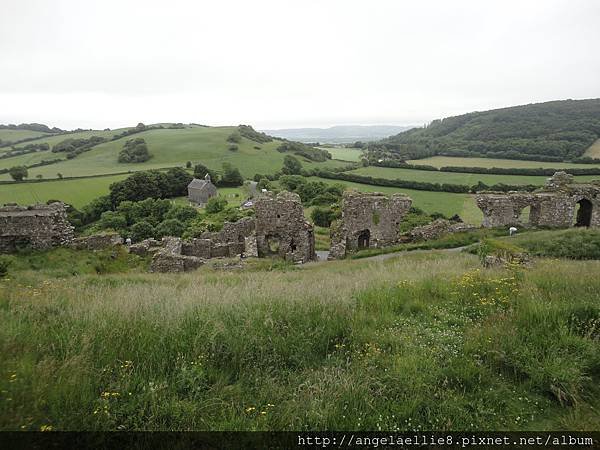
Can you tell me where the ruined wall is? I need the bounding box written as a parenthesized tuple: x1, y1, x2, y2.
(329, 191, 412, 259)
(71, 232, 123, 250)
(254, 191, 316, 263)
(0, 202, 74, 253)
(476, 172, 600, 229)
(183, 217, 256, 259)
(409, 219, 476, 241)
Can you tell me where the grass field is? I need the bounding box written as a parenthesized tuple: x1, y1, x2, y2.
(1, 248, 598, 430)
(0, 174, 130, 208)
(0, 126, 347, 181)
(584, 139, 600, 158)
(308, 176, 482, 223)
(0, 129, 51, 147)
(409, 155, 600, 169)
(349, 166, 600, 186)
(323, 147, 364, 162)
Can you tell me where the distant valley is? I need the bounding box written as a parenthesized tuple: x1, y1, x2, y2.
(261, 125, 414, 144)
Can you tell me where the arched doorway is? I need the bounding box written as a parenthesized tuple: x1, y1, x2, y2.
(574, 199, 593, 227)
(357, 229, 370, 249)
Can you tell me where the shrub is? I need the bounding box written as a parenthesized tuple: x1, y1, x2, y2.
(205, 197, 227, 214)
(8, 166, 28, 181)
(226, 132, 242, 144)
(228, 144, 239, 152)
(282, 155, 302, 175)
(118, 138, 152, 163)
(155, 219, 185, 238)
(130, 221, 155, 242)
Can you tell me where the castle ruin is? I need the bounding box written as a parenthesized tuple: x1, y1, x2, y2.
(0, 202, 74, 253)
(329, 191, 412, 259)
(476, 172, 600, 228)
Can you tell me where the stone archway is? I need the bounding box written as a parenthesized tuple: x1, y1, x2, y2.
(574, 199, 593, 227)
(357, 229, 370, 249)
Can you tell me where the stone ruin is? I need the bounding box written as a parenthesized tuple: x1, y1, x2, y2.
(329, 191, 412, 259)
(131, 191, 316, 272)
(71, 232, 123, 250)
(254, 191, 315, 263)
(408, 218, 476, 241)
(0, 202, 74, 253)
(476, 172, 600, 228)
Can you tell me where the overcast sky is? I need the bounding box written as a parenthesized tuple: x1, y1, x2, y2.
(1, 0, 599, 130)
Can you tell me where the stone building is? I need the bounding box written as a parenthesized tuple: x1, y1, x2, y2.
(0, 202, 74, 253)
(329, 191, 412, 259)
(254, 191, 316, 263)
(476, 172, 600, 228)
(187, 173, 217, 206)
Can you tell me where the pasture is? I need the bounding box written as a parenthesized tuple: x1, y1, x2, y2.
(0, 175, 129, 208)
(0, 126, 347, 181)
(323, 147, 364, 162)
(408, 155, 600, 169)
(0, 129, 50, 147)
(308, 176, 482, 223)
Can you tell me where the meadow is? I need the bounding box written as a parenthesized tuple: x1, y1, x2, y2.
(322, 147, 364, 162)
(0, 126, 347, 181)
(408, 156, 600, 170)
(349, 166, 600, 186)
(308, 176, 482, 223)
(1, 248, 598, 431)
(0, 129, 51, 147)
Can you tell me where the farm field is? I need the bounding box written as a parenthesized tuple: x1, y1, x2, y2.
(584, 139, 600, 158)
(322, 147, 364, 162)
(308, 176, 481, 223)
(0, 174, 129, 208)
(349, 166, 600, 186)
(1, 249, 599, 430)
(0, 129, 51, 147)
(0, 126, 347, 181)
(408, 155, 600, 169)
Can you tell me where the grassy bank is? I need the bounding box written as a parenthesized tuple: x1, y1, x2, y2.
(407, 156, 600, 170)
(1, 250, 599, 431)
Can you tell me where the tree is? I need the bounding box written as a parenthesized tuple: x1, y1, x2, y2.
(218, 163, 244, 187)
(164, 167, 192, 197)
(109, 171, 167, 206)
(155, 219, 185, 238)
(205, 197, 227, 214)
(185, 161, 192, 168)
(130, 221, 154, 242)
(9, 166, 28, 181)
(98, 211, 127, 232)
(311, 207, 337, 227)
(118, 138, 152, 163)
(282, 155, 302, 175)
(226, 132, 242, 143)
(193, 163, 217, 181)
(57, 173, 63, 179)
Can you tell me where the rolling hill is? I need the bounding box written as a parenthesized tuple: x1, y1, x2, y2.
(370, 99, 600, 162)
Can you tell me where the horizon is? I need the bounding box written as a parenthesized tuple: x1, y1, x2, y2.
(2, 0, 599, 130)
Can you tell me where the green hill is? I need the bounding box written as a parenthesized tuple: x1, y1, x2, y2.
(371, 99, 600, 163)
(0, 125, 346, 181)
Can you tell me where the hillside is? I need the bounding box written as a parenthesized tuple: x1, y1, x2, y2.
(371, 99, 600, 162)
(0, 124, 346, 182)
(262, 125, 412, 144)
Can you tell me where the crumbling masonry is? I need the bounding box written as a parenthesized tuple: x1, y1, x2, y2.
(0, 202, 74, 253)
(329, 191, 412, 259)
(132, 191, 315, 272)
(476, 172, 600, 228)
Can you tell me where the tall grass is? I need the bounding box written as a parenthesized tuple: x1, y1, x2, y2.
(0, 250, 598, 431)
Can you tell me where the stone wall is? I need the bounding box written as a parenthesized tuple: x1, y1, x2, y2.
(475, 172, 600, 229)
(71, 232, 123, 250)
(329, 191, 412, 259)
(254, 191, 316, 263)
(409, 219, 476, 241)
(0, 202, 74, 253)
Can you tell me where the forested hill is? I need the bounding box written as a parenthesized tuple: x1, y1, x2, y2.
(370, 99, 600, 163)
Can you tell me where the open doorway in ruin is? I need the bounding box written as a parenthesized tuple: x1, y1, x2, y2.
(574, 199, 593, 227)
(357, 229, 370, 249)
(266, 235, 280, 254)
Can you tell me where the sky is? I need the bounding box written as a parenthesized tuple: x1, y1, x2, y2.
(1, 0, 599, 130)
